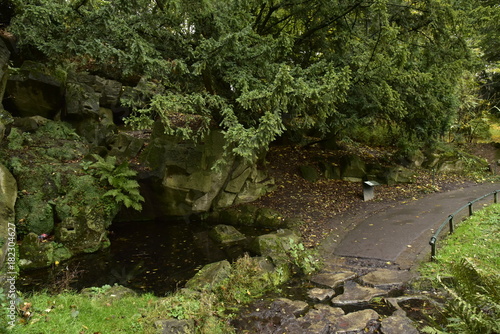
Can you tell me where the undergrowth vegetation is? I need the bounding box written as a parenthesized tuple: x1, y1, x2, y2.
(419, 204, 500, 334)
(4, 253, 307, 333)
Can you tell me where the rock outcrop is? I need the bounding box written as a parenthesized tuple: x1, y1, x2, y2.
(2, 120, 121, 269)
(139, 122, 274, 216)
(3, 61, 65, 119)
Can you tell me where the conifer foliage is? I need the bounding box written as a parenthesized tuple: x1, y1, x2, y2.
(7, 0, 497, 158)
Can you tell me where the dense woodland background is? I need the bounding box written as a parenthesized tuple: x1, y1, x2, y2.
(1, 0, 500, 160)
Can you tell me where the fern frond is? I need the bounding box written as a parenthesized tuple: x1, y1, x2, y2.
(435, 257, 500, 334)
(103, 189, 123, 198)
(89, 154, 144, 211)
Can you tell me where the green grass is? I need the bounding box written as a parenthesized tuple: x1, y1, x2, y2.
(8, 291, 154, 333)
(3, 253, 302, 333)
(486, 115, 500, 143)
(489, 123, 500, 142)
(419, 203, 500, 277)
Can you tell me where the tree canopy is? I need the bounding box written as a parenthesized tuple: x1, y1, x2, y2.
(7, 0, 498, 161)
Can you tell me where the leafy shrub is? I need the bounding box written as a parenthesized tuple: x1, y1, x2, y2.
(282, 238, 322, 276)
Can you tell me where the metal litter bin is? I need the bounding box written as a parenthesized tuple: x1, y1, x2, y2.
(363, 180, 380, 201)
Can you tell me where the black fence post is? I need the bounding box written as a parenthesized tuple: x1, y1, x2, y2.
(430, 237, 436, 261)
(429, 190, 499, 261)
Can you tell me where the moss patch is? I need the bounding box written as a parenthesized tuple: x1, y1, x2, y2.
(0, 120, 120, 267)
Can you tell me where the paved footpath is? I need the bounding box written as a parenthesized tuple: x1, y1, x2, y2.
(324, 182, 500, 269)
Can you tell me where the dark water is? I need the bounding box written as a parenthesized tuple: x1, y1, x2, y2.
(18, 218, 267, 296)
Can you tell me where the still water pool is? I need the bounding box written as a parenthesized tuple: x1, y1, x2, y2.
(18, 218, 267, 296)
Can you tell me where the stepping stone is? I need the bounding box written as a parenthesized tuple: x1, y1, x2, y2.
(155, 319, 194, 334)
(271, 298, 309, 317)
(298, 304, 344, 334)
(307, 288, 335, 302)
(331, 281, 386, 306)
(333, 309, 380, 333)
(381, 310, 419, 334)
(360, 269, 415, 289)
(310, 271, 356, 289)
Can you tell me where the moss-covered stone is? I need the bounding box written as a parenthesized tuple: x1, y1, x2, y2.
(383, 166, 415, 185)
(18, 233, 72, 269)
(185, 260, 232, 292)
(209, 224, 247, 244)
(250, 229, 301, 265)
(1, 120, 120, 268)
(340, 155, 366, 181)
(81, 284, 138, 300)
(299, 165, 319, 182)
(0, 38, 10, 110)
(0, 111, 14, 144)
(139, 122, 273, 216)
(107, 132, 144, 162)
(0, 163, 17, 282)
(3, 61, 65, 118)
(234, 173, 275, 205)
(255, 207, 285, 228)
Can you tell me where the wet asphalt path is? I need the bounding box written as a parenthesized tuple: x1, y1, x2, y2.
(330, 182, 500, 268)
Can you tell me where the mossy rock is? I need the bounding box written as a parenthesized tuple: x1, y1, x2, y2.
(0, 38, 10, 109)
(255, 207, 285, 228)
(320, 161, 341, 180)
(3, 61, 65, 118)
(234, 177, 275, 204)
(208, 224, 247, 244)
(155, 319, 195, 334)
(81, 285, 137, 300)
(218, 204, 258, 226)
(107, 132, 144, 161)
(250, 229, 301, 265)
(19, 233, 72, 269)
(185, 260, 232, 292)
(0, 112, 13, 144)
(299, 165, 319, 182)
(283, 217, 306, 229)
(4, 120, 119, 262)
(0, 163, 17, 275)
(340, 155, 366, 180)
(383, 166, 415, 185)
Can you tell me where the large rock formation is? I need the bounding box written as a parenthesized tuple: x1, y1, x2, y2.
(1, 60, 274, 217)
(139, 122, 274, 216)
(2, 120, 121, 269)
(3, 61, 65, 118)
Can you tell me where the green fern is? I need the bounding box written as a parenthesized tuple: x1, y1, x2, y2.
(432, 258, 500, 334)
(89, 154, 144, 211)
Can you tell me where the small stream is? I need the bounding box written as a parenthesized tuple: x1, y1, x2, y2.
(18, 218, 271, 296)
